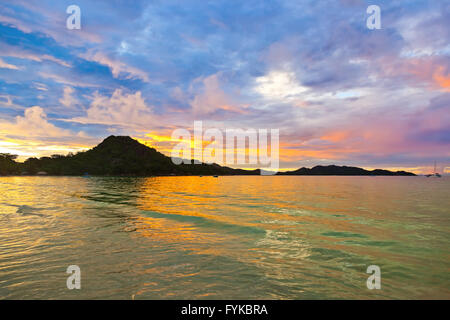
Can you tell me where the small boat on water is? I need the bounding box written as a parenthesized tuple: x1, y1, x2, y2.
(425, 161, 441, 177)
(425, 173, 441, 177)
(213, 175, 218, 178)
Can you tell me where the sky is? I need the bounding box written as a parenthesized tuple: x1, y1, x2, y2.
(0, 0, 449, 174)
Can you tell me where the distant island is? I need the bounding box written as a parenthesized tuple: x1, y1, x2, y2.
(278, 165, 415, 176)
(0, 135, 416, 176)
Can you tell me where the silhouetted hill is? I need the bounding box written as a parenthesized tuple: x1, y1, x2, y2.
(0, 136, 415, 176)
(77, 135, 177, 175)
(1, 136, 259, 176)
(277, 165, 416, 176)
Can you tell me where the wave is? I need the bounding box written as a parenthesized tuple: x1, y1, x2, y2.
(0, 204, 47, 218)
(140, 209, 266, 236)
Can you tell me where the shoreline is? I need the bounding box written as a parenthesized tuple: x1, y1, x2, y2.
(0, 174, 426, 178)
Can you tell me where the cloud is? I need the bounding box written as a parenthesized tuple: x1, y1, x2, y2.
(0, 57, 21, 70)
(171, 86, 187, 102)
(69, 89, 157, 128)
(378, 55, 450, 91)
(0, 95, 22, 110)
(59, 86, 80, 108)
(253, 70, 308, 102)
(0, 106, 71, 138)
(39, 71, 100, 88)
(0, 1, 102, 45)
(80, 51, 149, 82)
(0, 14, 32, 33)
(190, 74, 244, 115)
(0, 43, 71, 67)
(284, 95, 450, 166)
(0, 106, 95, 159)
(33, 82, 48, 91)
(433, 66, 450, 91)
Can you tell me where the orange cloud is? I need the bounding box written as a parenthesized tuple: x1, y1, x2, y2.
(321, 131, 351, 143)
(433, 66, 450, 91)
(381, 57, 450, 92)
(0, 106, 94, 160)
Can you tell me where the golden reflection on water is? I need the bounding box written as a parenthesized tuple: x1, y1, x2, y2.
(0, 176, 449, 299)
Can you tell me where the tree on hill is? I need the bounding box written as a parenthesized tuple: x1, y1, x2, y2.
(0, 153, 20, 175)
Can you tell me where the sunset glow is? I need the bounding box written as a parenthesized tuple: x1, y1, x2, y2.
(0, 0, 448, 174)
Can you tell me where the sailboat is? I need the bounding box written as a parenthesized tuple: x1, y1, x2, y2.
(425, 161, 441, 177)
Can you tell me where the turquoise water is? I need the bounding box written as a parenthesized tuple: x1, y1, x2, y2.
(0, 176, 449, 299)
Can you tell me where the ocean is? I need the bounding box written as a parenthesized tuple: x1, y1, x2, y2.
(0, 176, 448, 299)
